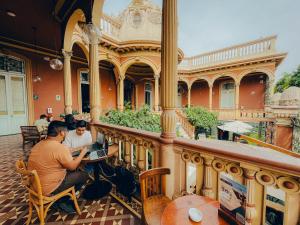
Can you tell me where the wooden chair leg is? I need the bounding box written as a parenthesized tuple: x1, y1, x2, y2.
(71, 188, 81, 215)
(39, 205, 45, 225)
(26, 202, 33, 225)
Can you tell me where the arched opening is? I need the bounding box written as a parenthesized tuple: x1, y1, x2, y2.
(99, 60, 118, 113)
(190, 79, 210, 108)
(124, 63, 155, 110)
(72, 43, 89, 113)
(212, 76, 236, 109)
(177, 81, 188, 108)
(239, 72, 268, 110)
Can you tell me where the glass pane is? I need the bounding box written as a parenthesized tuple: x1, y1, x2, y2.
(0, 56, 5, 71)
(80, 72, 89, 84)
(7, 57, 24, 73)
(11, 77, 25, 114)
(0, 76, 8, 115)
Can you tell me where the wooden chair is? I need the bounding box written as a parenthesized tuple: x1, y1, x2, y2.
(139, 168, 171, 225)
(20, 126, 44, 149)
(15, 160, 81, 225)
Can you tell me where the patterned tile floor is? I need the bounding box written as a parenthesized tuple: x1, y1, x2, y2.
(0, 135, 141, 225)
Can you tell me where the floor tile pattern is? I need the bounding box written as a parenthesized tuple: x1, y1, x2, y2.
(0, 135, 141, 225)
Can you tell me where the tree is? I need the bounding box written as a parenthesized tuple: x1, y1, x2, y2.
(274, 72, 292, 93)
(274, 65, 300, 93)
(183, 107, 218, 138)
(100, 104, 161, 133)
(289, 65, 300, 87)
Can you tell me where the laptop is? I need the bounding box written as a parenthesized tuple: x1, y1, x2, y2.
(72, 133, 109, 159)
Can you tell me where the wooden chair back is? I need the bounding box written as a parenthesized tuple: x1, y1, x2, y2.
(16, 160, 43, 205)
(139, 168, 170, 202)
(20, 126, 41, 139)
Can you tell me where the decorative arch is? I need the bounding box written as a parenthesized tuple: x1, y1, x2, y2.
(190, 77, 211, 88)
(99, 55, 122, 82)
(92, 0, 105, 28)
(238, 68, 274, 83)
(64, 9, 86, 52)
(211, 73, 238, 85)
(178, 77, 190, 88)
(120, 57, 160, 77)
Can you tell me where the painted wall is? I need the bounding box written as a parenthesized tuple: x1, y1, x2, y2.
(275, 125, 293, 150)
(100, 68, 117, 113)
(212, 80, 221, 109)
(190, 81, 209, 108)
(239, 76, 265, 110)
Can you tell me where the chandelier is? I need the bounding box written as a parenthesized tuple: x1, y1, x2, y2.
(49, 58, 63, 70)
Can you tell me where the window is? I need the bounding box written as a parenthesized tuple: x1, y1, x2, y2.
(145, 82, 152, 106)
(0, 55, 24, 73)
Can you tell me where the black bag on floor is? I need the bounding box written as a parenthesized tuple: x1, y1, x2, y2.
(99, 162, 136, 201)
(115, 166, 136, 202)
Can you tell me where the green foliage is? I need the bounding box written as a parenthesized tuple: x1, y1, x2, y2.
(275, 65, 300, 93)
(100, 105, 161, 133)
(183, 107, 218, 132)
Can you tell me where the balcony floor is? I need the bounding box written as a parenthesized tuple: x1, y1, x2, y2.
(0, 135, 141, 225)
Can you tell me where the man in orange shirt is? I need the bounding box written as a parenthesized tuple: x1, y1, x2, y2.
(28, 121, 89, 213)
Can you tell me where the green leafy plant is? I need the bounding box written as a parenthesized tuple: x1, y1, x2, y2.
(275, 65, 300, 93)
(100, 105, 161, 133)
(183, 107, 218, 138)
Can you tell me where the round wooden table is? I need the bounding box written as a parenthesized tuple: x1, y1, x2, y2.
(161, 195, 229, 225)
(81, 144, 118, 200)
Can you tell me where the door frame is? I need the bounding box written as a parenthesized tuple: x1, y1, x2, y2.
(219, 80, 235, 109)
(77, 68, 89, 114)
(0, 52, 34, 127)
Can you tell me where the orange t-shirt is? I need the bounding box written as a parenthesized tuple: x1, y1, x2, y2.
(28, 140, 73, 196)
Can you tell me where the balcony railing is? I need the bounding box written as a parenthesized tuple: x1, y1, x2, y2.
(212, 109, 271, 121)
(176, 110, 195, 139)
(100, 14, 121, 40)
(92, 122, 300, 225)
(178, 36, 277, 70)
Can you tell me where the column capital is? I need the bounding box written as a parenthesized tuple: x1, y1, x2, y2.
(81, 23, 101, 45)
(154, 74, 160, 79)
(62, 49, 72, 58)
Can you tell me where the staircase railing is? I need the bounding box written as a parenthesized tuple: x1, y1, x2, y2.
(175, 110, 195, 139)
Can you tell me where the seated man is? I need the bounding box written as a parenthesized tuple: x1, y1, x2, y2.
(34, 114, 49, 134)
(63, 120, 93, 152)
(28, 121, 88, 213)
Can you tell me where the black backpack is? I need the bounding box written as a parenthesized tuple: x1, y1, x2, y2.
(99, 162, 136, 201)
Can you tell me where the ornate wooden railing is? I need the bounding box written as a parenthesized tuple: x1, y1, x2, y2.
(175, 110, 195, 139)
(212, 109, 272, 122)
(91, 122, 300, 225)
(178, 36, 277, 70)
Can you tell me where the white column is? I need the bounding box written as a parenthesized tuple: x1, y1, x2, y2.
(88, 26, 101, 122)
(62, 50, 73, 114)
(154, 75, 159, 111)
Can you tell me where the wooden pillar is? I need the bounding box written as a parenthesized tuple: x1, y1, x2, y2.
(187, 86, 191, 108)
(161, 0, 178, 139)
(209, 84, 213, 111)
(137, 144, 146, 171)
(160, 0, 178, 199)
(62, 50, 73, 115)
(154, 75, 159, 112)
(242, 164, 259, 225)
(118, 76, 124, 111)
(235, 82, 240, 119)
(89, 29, 101, 122)
(202, 155, 214, 199)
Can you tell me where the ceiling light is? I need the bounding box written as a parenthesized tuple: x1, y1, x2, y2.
(43, 56, 50, 61)
(6, 10, 16, 17)
(50, 58, 63, 70)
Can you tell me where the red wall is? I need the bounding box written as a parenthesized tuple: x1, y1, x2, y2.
(239, 76, 265, 110)
(212, 80, 221, 109)
(191, 81, 209, 108)
(100, 69, 117, 112)
(275, 126, 293, 150)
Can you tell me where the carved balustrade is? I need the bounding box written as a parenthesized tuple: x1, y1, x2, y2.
(179, 36, 277, 70)
(92, 122, 300, 225)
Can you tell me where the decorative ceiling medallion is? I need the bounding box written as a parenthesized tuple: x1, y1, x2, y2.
(131, 11, 142, 28)
(148, 12, 162, 24)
